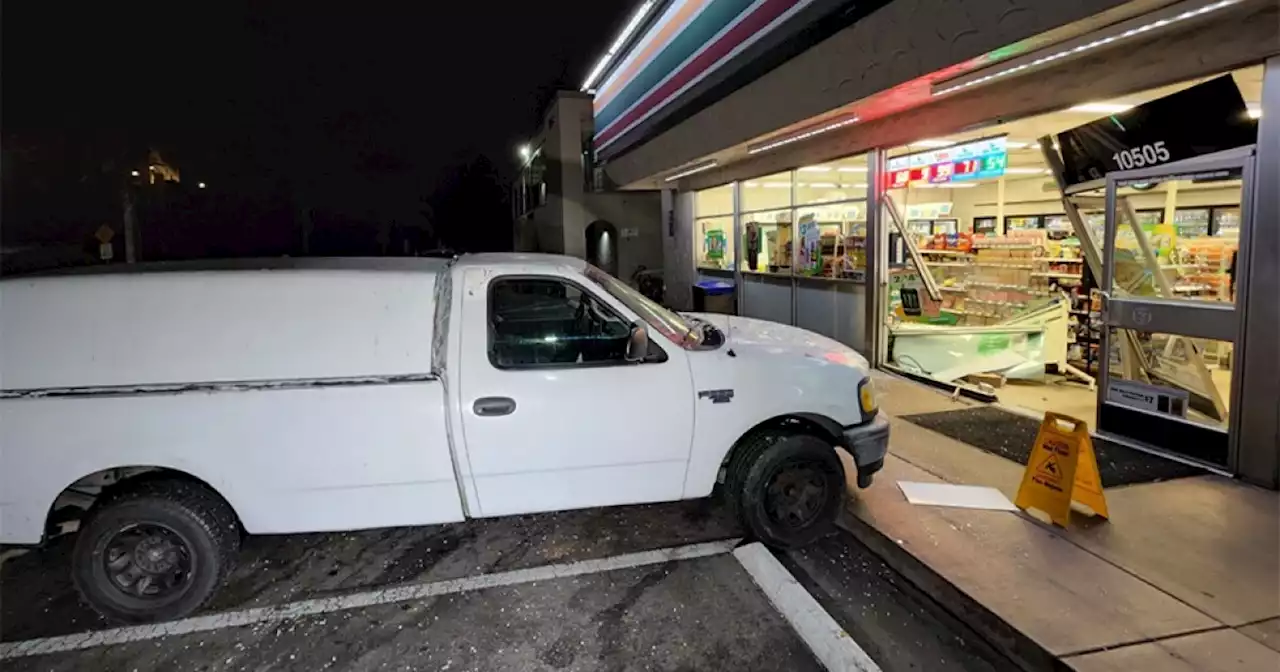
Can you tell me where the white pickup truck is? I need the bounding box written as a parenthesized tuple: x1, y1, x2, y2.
(0, 254, 887, 624)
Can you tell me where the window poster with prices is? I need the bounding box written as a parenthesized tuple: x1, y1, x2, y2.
(1056, 75, 1257, 186)
(888, 137, 1008, 188)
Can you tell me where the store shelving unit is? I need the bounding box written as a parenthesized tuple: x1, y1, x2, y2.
(909, 231, 1096, 387)
(808, 218, 868, 280)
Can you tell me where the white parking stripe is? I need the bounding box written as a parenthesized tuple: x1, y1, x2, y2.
(0, 538, 740, 661)
(733, 543, 881, 672)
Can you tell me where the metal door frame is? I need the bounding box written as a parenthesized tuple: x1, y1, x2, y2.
(1098, 147, 1256, 470)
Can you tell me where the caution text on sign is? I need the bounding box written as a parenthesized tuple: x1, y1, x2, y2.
(1014, 413, 1109, 527)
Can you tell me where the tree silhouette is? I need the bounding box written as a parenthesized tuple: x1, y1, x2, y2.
(430, 156, 512, 253)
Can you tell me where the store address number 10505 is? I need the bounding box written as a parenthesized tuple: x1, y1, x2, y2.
(1113, 141, 1171, 170)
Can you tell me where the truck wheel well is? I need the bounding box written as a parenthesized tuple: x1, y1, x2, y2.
(45, 467, 242, 541)
(719, 413, 843, 482)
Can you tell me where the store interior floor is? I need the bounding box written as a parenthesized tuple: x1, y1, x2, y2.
(996, 368, 1234, 426)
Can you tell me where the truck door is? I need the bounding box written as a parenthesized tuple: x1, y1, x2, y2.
(457, 268, 695, 516)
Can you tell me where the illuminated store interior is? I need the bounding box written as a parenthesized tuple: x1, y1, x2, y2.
(692, 64, 1262, 434)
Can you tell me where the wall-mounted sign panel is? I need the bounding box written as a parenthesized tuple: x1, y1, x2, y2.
(1056, 75, 1256, 187)
(887, 137, 1008, 189)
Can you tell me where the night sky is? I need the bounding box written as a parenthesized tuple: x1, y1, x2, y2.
(2, 1, 629, 256)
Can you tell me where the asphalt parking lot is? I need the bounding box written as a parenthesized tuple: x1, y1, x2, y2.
(2, 500, 1017, 671)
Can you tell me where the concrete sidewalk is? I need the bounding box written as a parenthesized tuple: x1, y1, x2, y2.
(837, 372, 1280, 671)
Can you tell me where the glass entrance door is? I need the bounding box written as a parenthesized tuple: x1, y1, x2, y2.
(1097, 149, 1254, 468)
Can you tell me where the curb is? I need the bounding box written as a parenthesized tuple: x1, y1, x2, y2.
(734, 542, 882, 672)
(835, 508, 1073, 672)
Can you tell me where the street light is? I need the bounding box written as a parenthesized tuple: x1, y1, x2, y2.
(198, 182, 207, 189)
(130, 170, 140, 177)
(518, 144, 531, 161)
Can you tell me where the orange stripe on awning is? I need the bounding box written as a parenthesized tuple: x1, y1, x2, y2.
(594, 0, 712, 113)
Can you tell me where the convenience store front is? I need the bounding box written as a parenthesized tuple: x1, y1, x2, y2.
(685, 56, 1277, 482)
(879, 68, 1261, 469)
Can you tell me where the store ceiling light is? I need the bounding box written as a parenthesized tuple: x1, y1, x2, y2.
(1004, 141, 1031, 149)
(762, 182, 791, 188)
(663, 159, 718, 182)
(1005, 167, 1050, 174)
(747, 116, 860, 155)
(1247, 106, 1262, 119)
(910, 139, 956, 148)
(837, 166, 868, 172)
(932, 0, 1244, 97)
(799, 166, 832, 172)
(581, 0, 656, 91)
(840, 183, 868, 189)
(808, 182, 838, 188)
(1069, 102, 1134, 114)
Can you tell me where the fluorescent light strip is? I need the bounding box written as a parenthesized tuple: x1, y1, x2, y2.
(933, 0, 1242, 97)
(837, 166, 867, 172)
(1247, 106, 1262, 119)
(1004, 167, 1050, 174)
(582, 1, 657, 91)
(747, 116, 860, 155)
(1069, 102, 1134, 113)
(909, 139, 956, 148)
(663, 160, 719, 182)
(798, 166, 832, 172)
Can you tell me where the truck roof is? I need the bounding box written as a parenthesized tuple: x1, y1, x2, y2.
(0, 256, 453, 281)
(1, 253, 588, 282)
(452, 253, 588, 273)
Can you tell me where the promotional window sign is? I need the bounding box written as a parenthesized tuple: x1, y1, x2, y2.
(887, 137, 1008, 189)
(1056, 75, 1257, 187)
(704, 229, 726, 261)
(798, 216, 822, 275)
(744, 222, 760, 271)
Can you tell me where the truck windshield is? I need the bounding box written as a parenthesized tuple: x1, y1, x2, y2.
(584, 265, 699, 347)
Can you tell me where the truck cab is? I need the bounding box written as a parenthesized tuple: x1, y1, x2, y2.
(444, 254, 886, 517)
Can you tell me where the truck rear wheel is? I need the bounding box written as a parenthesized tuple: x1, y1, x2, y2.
(729, 431, 845, 549)
(72, 479, 240, 624)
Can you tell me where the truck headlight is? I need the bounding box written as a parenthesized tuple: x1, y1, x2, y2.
(858, 377, 878, 417)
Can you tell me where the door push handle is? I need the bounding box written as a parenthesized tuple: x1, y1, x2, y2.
(473, 397, 517, 417)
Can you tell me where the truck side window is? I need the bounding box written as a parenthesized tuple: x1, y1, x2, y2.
(489, 277, 632, 368)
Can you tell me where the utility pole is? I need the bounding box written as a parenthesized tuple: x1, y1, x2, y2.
(121, 187, 138, 263)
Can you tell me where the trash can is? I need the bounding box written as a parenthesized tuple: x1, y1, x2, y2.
(693, 279, 735, 314)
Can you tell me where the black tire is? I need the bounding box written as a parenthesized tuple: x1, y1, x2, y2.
(728, 431, 845, 549)
(72, 479, 240, 624)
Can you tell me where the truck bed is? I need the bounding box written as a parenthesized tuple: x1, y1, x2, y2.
(0, 262, 465, 544)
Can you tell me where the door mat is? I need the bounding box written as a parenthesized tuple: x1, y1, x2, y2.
(901, 406, 1207, 487)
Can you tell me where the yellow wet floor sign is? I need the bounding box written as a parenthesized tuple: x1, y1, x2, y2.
(1015, 412, 1109, 527)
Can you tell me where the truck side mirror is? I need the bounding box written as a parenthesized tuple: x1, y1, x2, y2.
(625, 322, 650, 362)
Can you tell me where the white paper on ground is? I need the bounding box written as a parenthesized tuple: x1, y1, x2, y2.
(897, 481, 1018, 511)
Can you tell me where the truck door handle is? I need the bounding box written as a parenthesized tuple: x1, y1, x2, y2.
(473, 397, 516, 417)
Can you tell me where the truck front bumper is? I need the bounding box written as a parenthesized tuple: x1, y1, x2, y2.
(843, 414, 889, 489)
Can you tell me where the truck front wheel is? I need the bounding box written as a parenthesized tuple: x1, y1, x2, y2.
(72, 479, 240, 624)
(729, 432, 845, 548)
